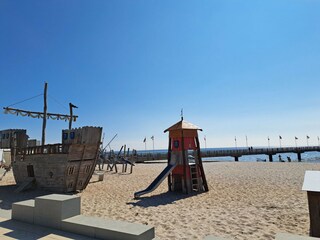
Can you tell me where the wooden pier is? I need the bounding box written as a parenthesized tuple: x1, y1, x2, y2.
(133, 146, 320, 162)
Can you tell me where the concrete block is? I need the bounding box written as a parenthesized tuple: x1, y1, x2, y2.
(61, 216, 95, 238)
(34, 194, 80, 229)
(11, 200, 35, 224)
(94, 219, 154, 240)
(62, 215, 155, 240)
(276, 233, 318, 239)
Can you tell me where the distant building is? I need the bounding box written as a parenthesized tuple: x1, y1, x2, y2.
(0, 129, 28, 149)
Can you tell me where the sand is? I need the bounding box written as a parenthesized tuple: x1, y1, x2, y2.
(1, 162, 320, 240)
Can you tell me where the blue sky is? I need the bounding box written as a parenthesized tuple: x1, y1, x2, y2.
(1, 0, 320, 150)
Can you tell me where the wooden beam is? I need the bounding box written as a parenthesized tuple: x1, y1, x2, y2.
(42, 82, 48, 145)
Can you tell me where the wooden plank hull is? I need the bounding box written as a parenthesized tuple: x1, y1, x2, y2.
(12, 144, 99, 193)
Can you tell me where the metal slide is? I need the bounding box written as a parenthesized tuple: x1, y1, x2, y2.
(134, 163, 177, 198)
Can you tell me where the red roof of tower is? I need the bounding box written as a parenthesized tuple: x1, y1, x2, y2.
(164, 120, 202, 133)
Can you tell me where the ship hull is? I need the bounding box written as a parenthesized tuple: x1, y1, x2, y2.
(12, 143, 99, 193)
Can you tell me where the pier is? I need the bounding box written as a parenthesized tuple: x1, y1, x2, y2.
(133, 146, 320, 162)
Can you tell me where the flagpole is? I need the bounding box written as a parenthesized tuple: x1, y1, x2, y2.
(306, 135, 309, 147)
(267, 137, 270, 149)
(234, 136, 237, 149)
(152, 136, 154, 156)
(204, 135, 207, 149)
(295, 137, 297, 148)
(318, 136, 319, 146)
(279, 136, 282, 148)
(245, 135, 248, 148)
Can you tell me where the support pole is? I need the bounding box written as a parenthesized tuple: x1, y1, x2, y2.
(297, 152, 302, 162)
(268, 154, 273, 162)
(41, 82, 48, 146)
(167, 138, 172, 191)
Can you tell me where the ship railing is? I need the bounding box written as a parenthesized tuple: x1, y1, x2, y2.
(16, 144, 71, 155)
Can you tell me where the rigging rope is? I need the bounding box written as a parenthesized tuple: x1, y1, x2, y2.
(48, 94, 69, 111)
(6, 93, 43, 107)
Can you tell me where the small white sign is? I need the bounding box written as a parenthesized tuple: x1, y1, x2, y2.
(302, 171, 320, 192)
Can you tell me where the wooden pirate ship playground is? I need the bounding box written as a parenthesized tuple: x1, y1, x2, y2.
(134, 117, 209, 198)
(1, 83, 102, 193)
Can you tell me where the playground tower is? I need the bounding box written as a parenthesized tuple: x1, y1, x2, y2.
(165, 119, 209, 194)
(134, 118, 208, 198)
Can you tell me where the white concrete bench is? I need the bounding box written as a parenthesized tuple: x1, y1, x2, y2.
(34, 194, 80, 229)
(12, 199, 35, 224)
(12, 194, 155, 240)
(62, 215, 154, 240)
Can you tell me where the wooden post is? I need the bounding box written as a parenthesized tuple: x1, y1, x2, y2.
(167, 138, 172, 191)
(195, 136, 209, 192)
(268, 154, 273, 162)
(69, 103, 78, 130)
(41, 82, 48, 146)
(307, 191, 320, 237)
(69, 103, 73, 130)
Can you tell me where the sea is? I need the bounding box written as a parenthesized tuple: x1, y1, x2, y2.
(136, 147, 320, 163)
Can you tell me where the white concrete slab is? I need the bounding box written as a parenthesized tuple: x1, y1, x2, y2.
(302, 171, 320, 192)
(276, 233, 318, 239)
(62, 215, 155, 240)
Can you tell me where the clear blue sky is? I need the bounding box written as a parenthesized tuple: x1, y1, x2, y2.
(1, 0, 320, 150)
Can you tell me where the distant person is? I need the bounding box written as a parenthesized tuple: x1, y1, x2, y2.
(287, 156, 291, 162)
(279, 155, 284, 162)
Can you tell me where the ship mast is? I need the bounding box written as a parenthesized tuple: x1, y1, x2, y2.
(3, 82, 78, 146)
(42, 82, 48, 145)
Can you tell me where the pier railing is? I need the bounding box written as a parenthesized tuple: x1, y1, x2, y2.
(133, 146, 320, 162)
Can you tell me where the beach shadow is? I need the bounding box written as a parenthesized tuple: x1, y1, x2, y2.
(0, 184, 50, 210)
(0, 219, 91, 240)
(127, 191, 199, 208)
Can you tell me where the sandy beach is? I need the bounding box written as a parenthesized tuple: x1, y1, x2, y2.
(1, 162, 320, 239)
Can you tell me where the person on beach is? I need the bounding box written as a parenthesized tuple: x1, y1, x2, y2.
(279, 155, 284, 162)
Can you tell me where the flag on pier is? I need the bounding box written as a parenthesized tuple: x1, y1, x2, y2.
(279, 135, 282, 139)
(204, 136, 206, 141)
(307, 135, 310, 139)
(295, 137, 298, 140)
(151, 136, 154, 140)
(143, 137, 146, 143)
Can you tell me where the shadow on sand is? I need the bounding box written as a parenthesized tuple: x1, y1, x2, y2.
(127, 191, 201, 208)
(0, 184, 51, 210)
(0, 218, 92, 240)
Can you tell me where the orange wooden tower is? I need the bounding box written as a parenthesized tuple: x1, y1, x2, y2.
(164, 118, 209, 194)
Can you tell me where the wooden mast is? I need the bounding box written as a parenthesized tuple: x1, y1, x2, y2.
(42, 82, 48, 145)
(68, 103, 78, 130)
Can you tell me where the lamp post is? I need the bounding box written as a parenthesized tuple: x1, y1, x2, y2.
(151, 136, 154, 156)
(279, 135, 282, 148)
(245, 135, 248, 148)
(234, 136, 237, 149)
(204, 135, 207, 149)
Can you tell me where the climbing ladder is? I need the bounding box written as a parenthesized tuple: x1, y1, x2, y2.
(190, 164, 200, 192)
